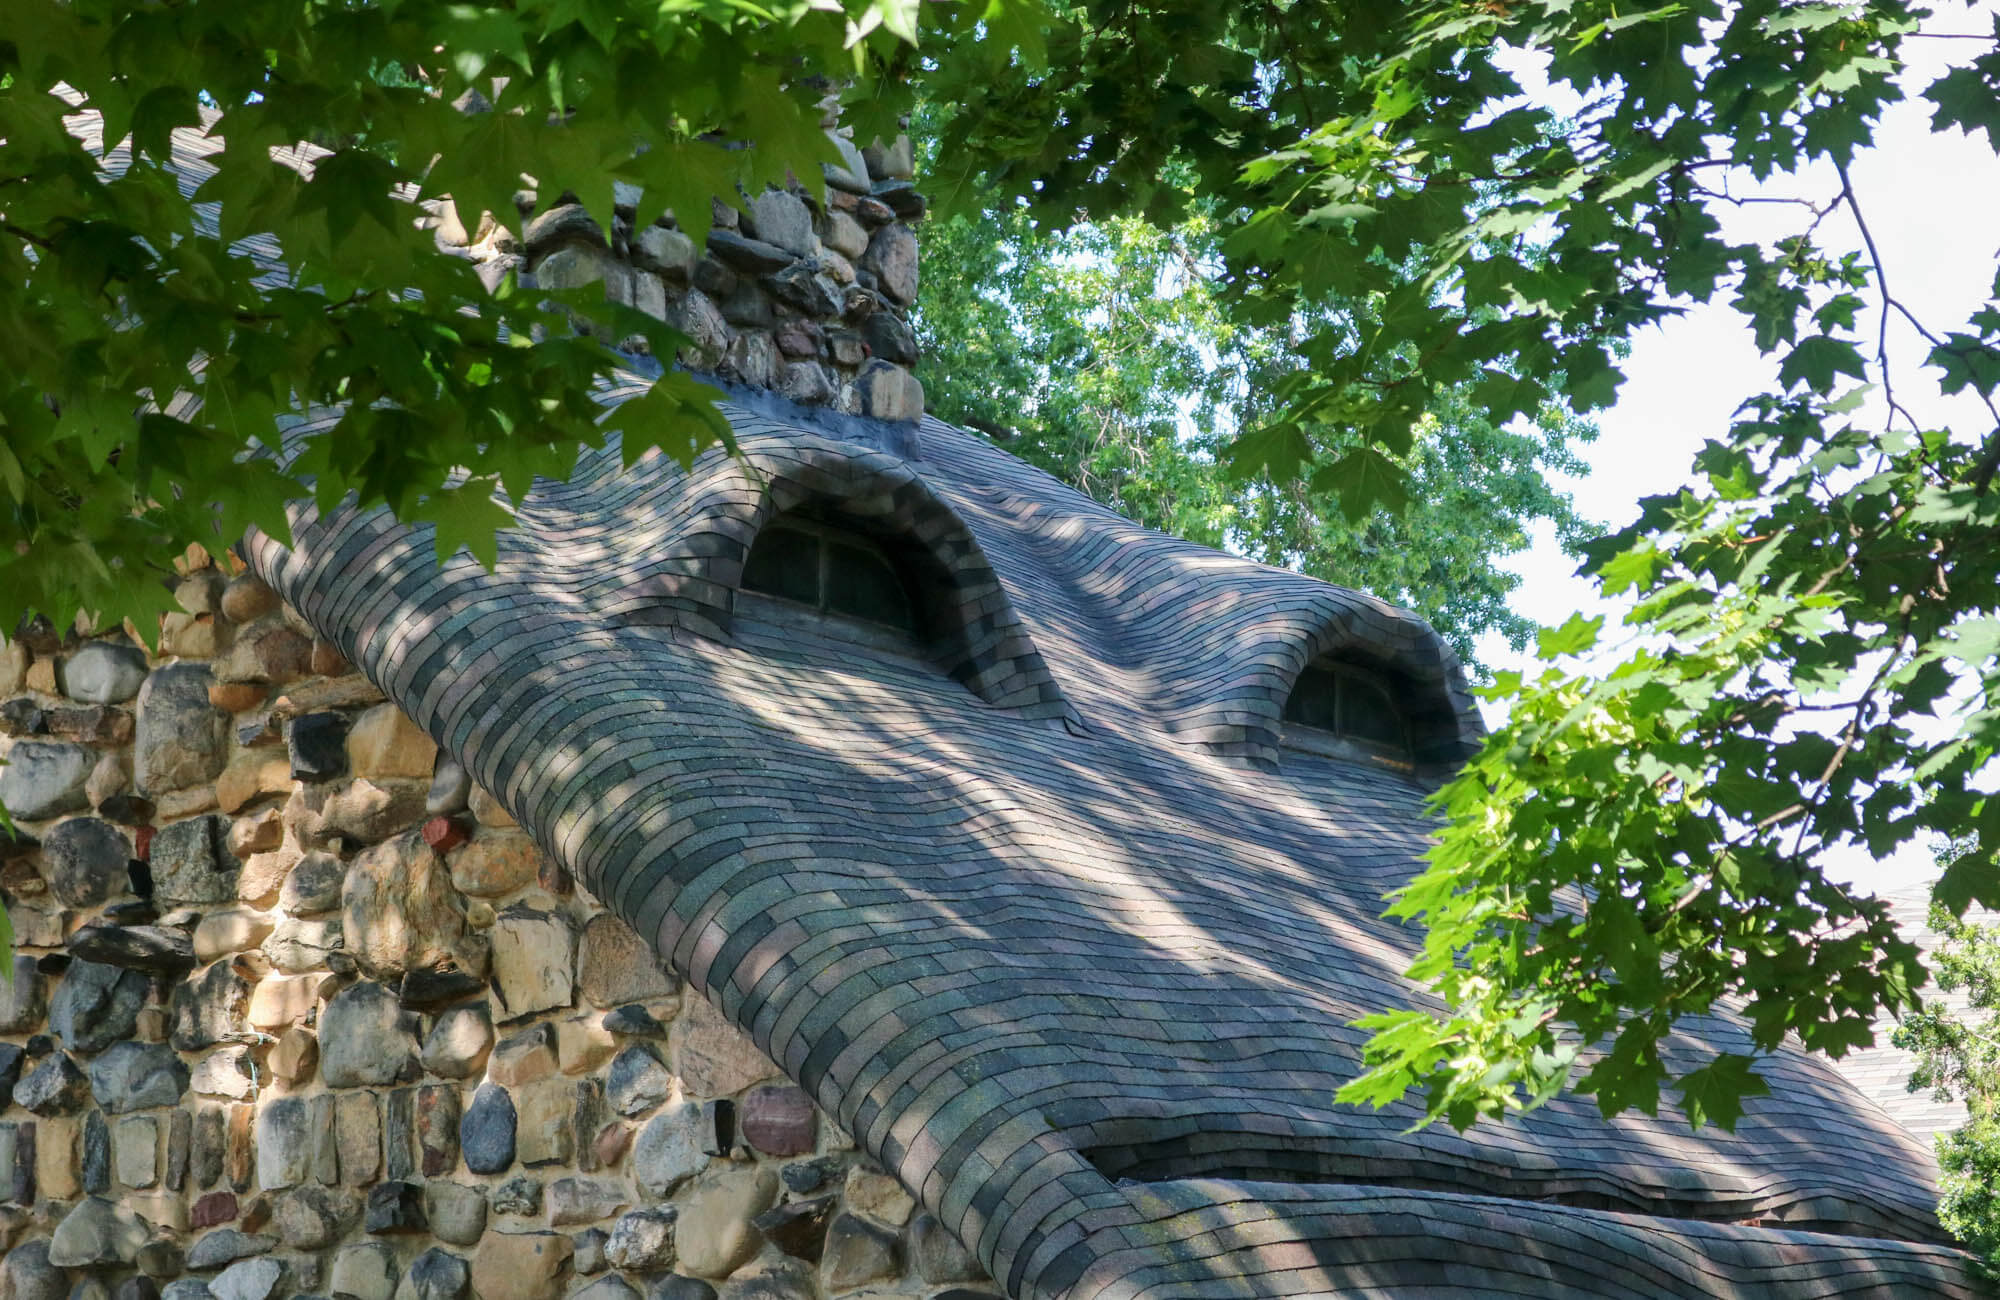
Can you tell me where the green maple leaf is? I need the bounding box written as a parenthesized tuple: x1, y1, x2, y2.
(735, 84, 842, 200)
(417, 477, 517, 569)
(1675, 1053, 1769, 1132)
(1221, 419, 1313, 483)
(982, 0, 1050, 71)
(1313, 446, 1410, 519)
(601, 372, 735, 471)
(619, 139, 742, 247)
(1536, 612, 1603, 660)
(1928, 54, 2000, 147)
(1937, 841, 2000, 917)
(865, 0, 924, 46)
(426, 113, 547, 240)
(1778, 335, 1868, 393)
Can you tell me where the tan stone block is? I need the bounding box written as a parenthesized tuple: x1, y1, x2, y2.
(157, 785, 220, 819)
(208, 681, 268, 713)
(8, 903, 69, 948)
(248, 973, 319, 1031)
(35, 1116, 80, 1199)
(269, 674, 385, 719)
(844, 1168, 914, 1226)
(819, 248, 857, 284)
(217, 751, 293, 814)
(343, 831, 485, 982)
(116, 1115, 160, 1189)
(25, 658, 56, 694)
(676, 1168, 778, 1277)
(309, 638, 350, 677)
(268, 1026, 318, 1086)
(857, 359, 924, 421)
(336, 1091, 381, 1186)
(0, 639, 28, 694)
(491, 906, 575, 1020)
(123, 1190, 188, 1232)
(488, 1026, 559, 1088)
(556, 1016, 617, 1076)
(161, 611, 228, 659)
(592, 1122, 630, 1168)
(515, 1077, 576, 1166)
(86, 750, 129, 807)
(175, 571, 226, 616)
(577, 912, 675, 1008)
(448, 829, 540, 896)
(823, 209, 869, 259)
(346, 703, 437, 780)
(227, 1102, 255, 1190)
(220, 574, 280, 623)
(469, 1230, 572, 1300)
(673, 994, 779, 1098)
(194, 908, 277, 964)
(238, 841, 302, 906)
(228, 806, 285, 857)
(468, 783, 517, 828)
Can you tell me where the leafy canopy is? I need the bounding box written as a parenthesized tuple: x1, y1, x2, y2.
(0, 0, 933, 632)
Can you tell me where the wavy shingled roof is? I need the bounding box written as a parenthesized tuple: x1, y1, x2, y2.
(240, 381, 1980, 1298)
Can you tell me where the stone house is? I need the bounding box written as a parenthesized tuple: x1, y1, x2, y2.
(0, 100, 1984, 1299)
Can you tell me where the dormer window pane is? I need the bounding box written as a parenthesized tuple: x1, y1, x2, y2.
(1340, 674, 1404, 748)
(1280, 659, 1412, 767)
(742, 523, 820, 606)
(826, 542, 915, 632)
(1282, 665, 1341, 732)
(740, 515, 919, 637)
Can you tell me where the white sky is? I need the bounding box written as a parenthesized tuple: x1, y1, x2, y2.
(1471, 12, 2000, 895)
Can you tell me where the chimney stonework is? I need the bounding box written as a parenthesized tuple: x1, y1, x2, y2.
(432, 117, 927, 422)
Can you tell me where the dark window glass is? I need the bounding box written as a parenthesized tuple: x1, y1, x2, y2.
(1282, 665, 1341, 732)
(740, 517, 920, 637)
(1282, 660, 1410, 762)
(742, 524, 820, 607)
(1339, 674, 1405, 748)
(825, 542, 915, 632)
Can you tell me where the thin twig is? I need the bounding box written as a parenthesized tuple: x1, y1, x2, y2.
(1836, 161, 1920, 434)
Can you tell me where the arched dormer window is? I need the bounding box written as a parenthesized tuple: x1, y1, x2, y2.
(740, 514, 919, 636)
(617, 435, 1069, 717)
(1280, 660, 1414, 769)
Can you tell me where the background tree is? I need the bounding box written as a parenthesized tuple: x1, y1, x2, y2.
(916, 200, 1599, 668)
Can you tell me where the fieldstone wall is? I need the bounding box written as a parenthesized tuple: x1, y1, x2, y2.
(430, 116, 926, 423)
(0, 548, 998, 1300)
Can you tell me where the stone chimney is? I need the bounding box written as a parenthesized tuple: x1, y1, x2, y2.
(433, 109, 926, 422)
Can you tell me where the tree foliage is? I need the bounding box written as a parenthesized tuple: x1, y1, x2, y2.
(5, 0, 2000, 1151)
(915, 201, 1598, 667)
(0, 0, 934, 630)
(1896, 864, 2000, 1261)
